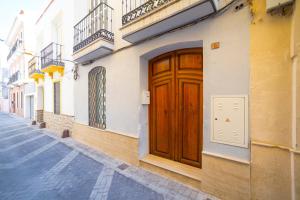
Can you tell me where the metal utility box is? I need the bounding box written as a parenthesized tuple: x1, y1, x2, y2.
(211, 95, 248, 148)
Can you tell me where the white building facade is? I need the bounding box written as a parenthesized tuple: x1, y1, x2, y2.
(72, 0, 251, 199)
(30, 0, 75, 133)
(9, 0, 298, 199)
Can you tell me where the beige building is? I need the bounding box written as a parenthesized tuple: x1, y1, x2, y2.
(6, 10, 35, 119)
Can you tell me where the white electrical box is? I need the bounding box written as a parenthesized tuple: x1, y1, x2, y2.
(141, 90, 150, 105)
(266, 0, 294, 12)
(211, 95, 248, 148)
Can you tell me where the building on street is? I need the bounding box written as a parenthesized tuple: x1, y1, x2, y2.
(5, 10, 35, 119)
(30, 0, 75, 133)
(4, 0, 300, 199)
(0, 64, 9, 112)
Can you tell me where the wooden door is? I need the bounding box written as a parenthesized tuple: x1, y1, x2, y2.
(176, 49, 203, 168)
(149, 48, 203, 168)
(149, 52, 175, 159)
(12, 93, 16, 113)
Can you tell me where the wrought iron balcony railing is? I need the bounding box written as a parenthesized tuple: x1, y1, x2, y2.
(7, 39, 23, 61)
(28, 57, 40, 76)
(40, 42, 64, 70)
(122, 0, 171, 25)
(8, 71, 20, 85)
(73, 2, 114, 52)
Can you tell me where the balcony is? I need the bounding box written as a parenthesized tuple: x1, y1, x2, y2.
(73, 2, 114, 64)
(8, 71, 20, 85)
(7, 39, 22, 61)
(121, 0, 217, 43)
(40, 42, 64, 78)
(28, 57, 44, 82)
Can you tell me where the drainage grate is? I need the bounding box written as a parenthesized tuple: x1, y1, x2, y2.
(117, 163, 129, 170)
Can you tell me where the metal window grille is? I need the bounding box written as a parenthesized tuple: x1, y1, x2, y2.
(41, 42, 64, 70)
(54, 82, 61, 114)
(89, 66, 106, 129)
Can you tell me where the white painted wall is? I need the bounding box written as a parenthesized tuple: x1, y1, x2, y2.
(74, 1, 251, 161)
(0, 99, 9, 113)
(35, 0, 75, 116)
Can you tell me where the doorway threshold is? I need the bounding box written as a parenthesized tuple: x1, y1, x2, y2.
(140, 154, 203, 181)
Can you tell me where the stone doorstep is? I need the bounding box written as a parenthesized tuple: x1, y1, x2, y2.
(140, 154, 202, 182)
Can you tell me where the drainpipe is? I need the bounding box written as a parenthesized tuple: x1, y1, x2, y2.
(291, 55, 297, 200)
(290, 3, 299, 199)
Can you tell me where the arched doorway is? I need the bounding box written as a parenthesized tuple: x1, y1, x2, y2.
(149, 48, 203, 168)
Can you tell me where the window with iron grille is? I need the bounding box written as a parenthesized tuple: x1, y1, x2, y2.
(54, 82, 60, 114)
(89, 66, 106, 129)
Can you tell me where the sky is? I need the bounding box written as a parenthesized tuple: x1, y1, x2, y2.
(0, 0, 47, 67)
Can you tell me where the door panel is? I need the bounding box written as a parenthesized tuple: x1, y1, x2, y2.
(178, 53, 203, 70)
(178, 79, 202, 167)
(149, 48, 203, 168)
(152, 56, 172, 76)
(151, 80, 173, 158)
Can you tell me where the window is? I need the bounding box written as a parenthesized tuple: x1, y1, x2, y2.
(54, 82, 60, 114)
(17, 93, 19, 108)
(89, 66, 106, 129)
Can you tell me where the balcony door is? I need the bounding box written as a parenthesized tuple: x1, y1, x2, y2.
(90, 0, 108, 34)
(53, 22, 63, 60)
(149, 48, 203, 168)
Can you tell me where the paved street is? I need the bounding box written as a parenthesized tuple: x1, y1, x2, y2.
(0, 113, 216, 200)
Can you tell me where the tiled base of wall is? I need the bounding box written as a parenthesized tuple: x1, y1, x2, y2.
(35, 110, 44, 123)
(43, 111, 74, 136)
(250, 144, 296, 200)
(141, 154, 250, 200)
(72, 122, 250, 200)
(72, 122, 139, 165)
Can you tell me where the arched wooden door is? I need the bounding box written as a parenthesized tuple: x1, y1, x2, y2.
(149, 48, 203, 168)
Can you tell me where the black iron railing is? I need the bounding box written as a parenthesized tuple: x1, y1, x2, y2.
(73, 2, 114, 52)
(28, 57, 41, 76)
(40, 42, 64, 70)
(122, 0, 171, 25)
(8, 71, 20, 85)
(7, 39, 23, 61)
